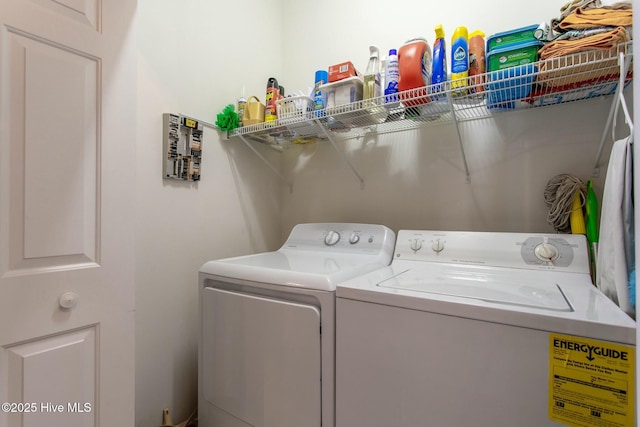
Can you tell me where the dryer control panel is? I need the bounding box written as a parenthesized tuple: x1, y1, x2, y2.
(282, 223, 396, 257)
(395, 230, 590, 273)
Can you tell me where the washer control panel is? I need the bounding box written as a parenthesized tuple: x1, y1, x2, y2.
(521, 236, 574, 267)
(395, 230, 589, 273)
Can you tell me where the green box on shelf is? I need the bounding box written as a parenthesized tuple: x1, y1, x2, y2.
(486, 39, 542, 110)
(487, 40, 543, 72)
(486, 24, 539, 52)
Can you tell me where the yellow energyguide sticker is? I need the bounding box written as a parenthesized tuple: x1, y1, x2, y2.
(549, 333, 635, 427)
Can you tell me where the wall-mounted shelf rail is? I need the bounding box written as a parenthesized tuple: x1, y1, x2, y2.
(225, 41, 633, 186)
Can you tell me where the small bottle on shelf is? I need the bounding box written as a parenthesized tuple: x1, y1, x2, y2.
(431, 24, 447, 97)
(265, 77, 279, 122)
(363, 45, 381, 103)
(451, 26, 469, 95)
(468, 30, 486, 94)
(384, 48, 399, 104)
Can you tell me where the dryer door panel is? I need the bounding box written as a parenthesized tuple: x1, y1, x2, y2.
(202, 287, 321, 427)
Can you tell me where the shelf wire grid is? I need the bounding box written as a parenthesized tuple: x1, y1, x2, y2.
(228, 41, 632, 148)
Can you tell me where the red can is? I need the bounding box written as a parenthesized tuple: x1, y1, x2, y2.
(265, 77, 279, 122)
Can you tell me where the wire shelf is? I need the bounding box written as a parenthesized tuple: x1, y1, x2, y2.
(228, 41, 633, 148)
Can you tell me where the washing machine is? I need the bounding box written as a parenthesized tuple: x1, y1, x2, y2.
(336, 230, 636, 427)
(198, 223, 395, 427)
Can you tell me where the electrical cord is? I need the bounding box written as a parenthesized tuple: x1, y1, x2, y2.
(544, 174, 586, 232)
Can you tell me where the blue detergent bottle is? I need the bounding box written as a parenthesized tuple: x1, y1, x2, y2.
(431, 24, 447, 96)
(313, 70, 328, 117)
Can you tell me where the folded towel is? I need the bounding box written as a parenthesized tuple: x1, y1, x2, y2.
(552, 0, 613, 31)
(560, 0, 601, 20)
(559, 6, 633, 30)
(536, 26, 628, 88)
(554, 26, 620, 41)
(603, 2, 634, 9)
(539, 26, 628, 60)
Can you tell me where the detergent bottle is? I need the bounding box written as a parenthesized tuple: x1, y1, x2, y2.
(398, 37, 431, 107)
(431, 24, 447, 96)
(384, 48, 399, 104)
(451, 26, 469, 95)
(468, 30, 486, 94)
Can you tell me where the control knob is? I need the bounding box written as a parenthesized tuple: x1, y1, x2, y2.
(349, 233, 360, 244)
(410, 239, 423, 252)
(324, 231, 341, 246)
(534, 237, 559, 262)
(431, 239, 444, 253)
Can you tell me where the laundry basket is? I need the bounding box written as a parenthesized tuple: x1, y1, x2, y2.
(275, 95, 314, 124)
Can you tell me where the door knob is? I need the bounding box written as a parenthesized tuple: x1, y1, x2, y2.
(59, 292, 79, 309)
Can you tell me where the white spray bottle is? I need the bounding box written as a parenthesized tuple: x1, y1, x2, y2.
(363, 45, 381, 101)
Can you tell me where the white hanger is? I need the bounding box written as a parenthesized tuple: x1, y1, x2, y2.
(612, 51, 633, 143)
(593, 47, 634, 176)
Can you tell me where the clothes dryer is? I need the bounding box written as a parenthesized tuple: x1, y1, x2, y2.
(336, 230, 636, 427)
(199, 223, 395, 427)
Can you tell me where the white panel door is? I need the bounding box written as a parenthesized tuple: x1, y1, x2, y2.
(0, 0, 136, 426)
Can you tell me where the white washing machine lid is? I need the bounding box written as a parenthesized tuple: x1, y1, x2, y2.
(379, 265, 573, 311)
(200, 250, 389, 291)
(337, 262, 636, 344)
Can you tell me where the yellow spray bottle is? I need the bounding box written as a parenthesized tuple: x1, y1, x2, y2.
(451, 26, 469, 94)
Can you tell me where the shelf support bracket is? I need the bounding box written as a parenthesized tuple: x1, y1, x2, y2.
(446, 93, 471, 183)
(592, 51, 632, 177)
(179, 113, 218, 130)
(186, 112, 294, 191)
(314, 118, 366, 189)
(236, 134, 293, 193)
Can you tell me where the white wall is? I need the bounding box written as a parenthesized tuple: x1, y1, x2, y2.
(136, 1, 285, 425)
(278, 97, 630, 234)
(280, 0, 564, 93)
(277, 0, 630, 236)
(135, 1, 634, 425)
